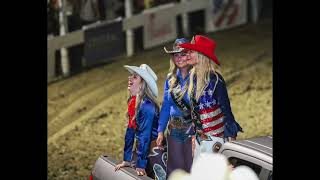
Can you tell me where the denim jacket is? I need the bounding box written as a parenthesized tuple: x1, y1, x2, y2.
(123, 97, 159, 168)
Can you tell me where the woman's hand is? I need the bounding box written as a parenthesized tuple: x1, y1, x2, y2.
(114, 161, 131, 171)
(156, 132, 164, 150)
(136, 168, 146, 176)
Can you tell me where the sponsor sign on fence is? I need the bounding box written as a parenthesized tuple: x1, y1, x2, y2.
(205, 0, 247, 32)
(84, 19, 125, 67)
(143, 3, 177, 49)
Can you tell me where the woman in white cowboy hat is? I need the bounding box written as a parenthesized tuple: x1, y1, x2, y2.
(178, 35, 243, 160)
(156, 38, 194, 178)
(115, 64, 166, 179)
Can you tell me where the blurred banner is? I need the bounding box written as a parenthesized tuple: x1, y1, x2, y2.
(205, 0, 247, 32)
(84, 19, 125, 67)
(143, 3, 177, 49)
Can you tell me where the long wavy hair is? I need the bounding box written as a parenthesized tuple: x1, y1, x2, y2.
(127, 77, 160, 121)
(188, 52, 221, 102)
(167, 57, 192, 100)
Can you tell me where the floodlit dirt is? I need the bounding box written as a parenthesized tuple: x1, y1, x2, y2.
(48, 19, 272, 179)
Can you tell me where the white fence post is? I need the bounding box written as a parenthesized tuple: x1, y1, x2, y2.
(125, 0, 134, 57)
(47, 36, 56, 83)
(58, 0, 70, 76)
(250, 0, 262, 23)
(181, 0, 190, 36)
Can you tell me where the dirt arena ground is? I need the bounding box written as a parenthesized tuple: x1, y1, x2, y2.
(48, 19, 272, 179)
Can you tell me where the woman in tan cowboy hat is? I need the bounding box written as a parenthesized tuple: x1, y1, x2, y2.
(179, 35, 243, 160)
(156, 38, 194, 178)
(115, 64, 166, 179)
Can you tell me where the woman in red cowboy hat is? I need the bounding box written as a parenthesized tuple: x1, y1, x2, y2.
(156, 38, 194, 178)
(179, 35, 243, 160)
(115, 64, 166, 179)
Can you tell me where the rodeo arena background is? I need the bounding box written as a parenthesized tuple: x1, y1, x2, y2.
(47, 0, 272, 179)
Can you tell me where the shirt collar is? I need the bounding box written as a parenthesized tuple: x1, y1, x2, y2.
(176, 68, 190, 82)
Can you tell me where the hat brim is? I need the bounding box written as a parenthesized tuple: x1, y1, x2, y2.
(124, 65, 158, 98)
(179, 43, 220, 65)
(163, 47, 187, 54)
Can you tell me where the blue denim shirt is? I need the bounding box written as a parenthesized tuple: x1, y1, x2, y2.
(158, 70, 191, 133)
(123, 97, 159, 169)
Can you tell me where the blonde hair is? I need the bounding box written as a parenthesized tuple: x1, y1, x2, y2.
(167, 57, 191, 101)
(188, 52, 221, 101)
(127, 78, 160, 121)
(168, 58, 178, 90)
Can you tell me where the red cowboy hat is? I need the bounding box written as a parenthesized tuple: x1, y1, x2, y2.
(179, 35, 220, 65)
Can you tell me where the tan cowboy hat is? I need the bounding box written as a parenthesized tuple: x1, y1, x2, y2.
(164, 38, 189, 54)
(124, 64, 158, 98)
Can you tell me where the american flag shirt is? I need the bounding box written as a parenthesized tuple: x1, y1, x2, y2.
(193, 73, 243, 138)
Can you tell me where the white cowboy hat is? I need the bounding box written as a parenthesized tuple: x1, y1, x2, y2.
(124, 64, 158, 98)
